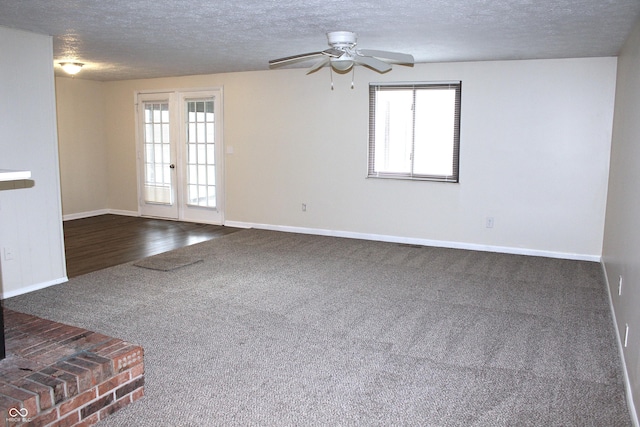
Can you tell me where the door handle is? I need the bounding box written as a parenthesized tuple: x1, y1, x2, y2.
(169, 164, 175, 169)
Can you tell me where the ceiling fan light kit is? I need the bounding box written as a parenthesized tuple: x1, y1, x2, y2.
(330, 55, 355, 72)
(269, 31, 414, 88)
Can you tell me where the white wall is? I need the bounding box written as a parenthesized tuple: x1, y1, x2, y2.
(99, 57, 616, 260)
(55, 77, 109, 218)
(0, 26, 67, 297)
(603, 16, 640, 424)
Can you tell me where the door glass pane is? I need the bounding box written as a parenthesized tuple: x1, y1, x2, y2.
(143, 102, 172, 204)
(185, 99, 216, 208)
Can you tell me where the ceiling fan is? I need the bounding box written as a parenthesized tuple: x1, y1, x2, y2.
(269, 31, 414, 74)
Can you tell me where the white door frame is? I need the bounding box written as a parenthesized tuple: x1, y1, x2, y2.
(135, 88, 225, 225)
(135, 92, 179, 220)
(178, 89, 225, 224)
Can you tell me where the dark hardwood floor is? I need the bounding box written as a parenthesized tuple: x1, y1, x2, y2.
(63, 214, 243, 278)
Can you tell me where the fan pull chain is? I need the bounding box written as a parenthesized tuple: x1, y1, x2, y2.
(351, 67, 355, 89)
(330, 68, 334, 90)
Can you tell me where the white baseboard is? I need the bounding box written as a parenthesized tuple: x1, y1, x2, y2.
(108, 209, 139, 217)
(601, 262, 639, 427)
(2, 276, 68, 299)
(63, 209, 110, 221)
(224, 221, 601, 262)
(61, 216, 600, 261)
(63, 209, 139, 221)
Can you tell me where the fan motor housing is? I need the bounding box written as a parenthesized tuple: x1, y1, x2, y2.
(327, 31, 357, 48)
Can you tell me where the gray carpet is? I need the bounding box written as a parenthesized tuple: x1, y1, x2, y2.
(5, 229, 632, 426)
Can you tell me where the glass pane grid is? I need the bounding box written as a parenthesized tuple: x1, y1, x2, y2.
(186, 100, 216, 208)
(143, 102, 172, 204)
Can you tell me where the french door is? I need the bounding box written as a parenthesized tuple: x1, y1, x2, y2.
(136, 89, 224, 224)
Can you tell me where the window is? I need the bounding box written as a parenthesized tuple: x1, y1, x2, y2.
(368, 82, 461, 182)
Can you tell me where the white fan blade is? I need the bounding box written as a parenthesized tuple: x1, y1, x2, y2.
(322, 48, 344, 58)
(357, 49, 414, 64)
(354, 56, 392, 73)
(269, 52, 324, 67)
(269, 48, 344, 68)
(306, 57, 330, 74)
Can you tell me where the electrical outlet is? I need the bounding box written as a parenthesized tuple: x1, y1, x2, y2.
(485, 217, 494, 228)
(3, 247, 14, 261)
(618, 275, 623, 296)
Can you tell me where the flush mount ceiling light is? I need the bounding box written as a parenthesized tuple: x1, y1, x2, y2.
(59, 62, 84, 75)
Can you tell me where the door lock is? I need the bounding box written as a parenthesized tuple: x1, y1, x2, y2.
(169, 164, 175, 169)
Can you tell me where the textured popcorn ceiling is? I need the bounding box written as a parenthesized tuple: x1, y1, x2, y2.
(0, 0, 639, 81)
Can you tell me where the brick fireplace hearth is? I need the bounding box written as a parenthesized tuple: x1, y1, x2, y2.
(0, 309, 144, 426)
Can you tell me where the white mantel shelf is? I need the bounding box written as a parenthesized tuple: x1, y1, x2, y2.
(0, 169, 31, 182)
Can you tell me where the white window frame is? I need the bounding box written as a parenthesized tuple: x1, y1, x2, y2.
(368, 81, 462, 182)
